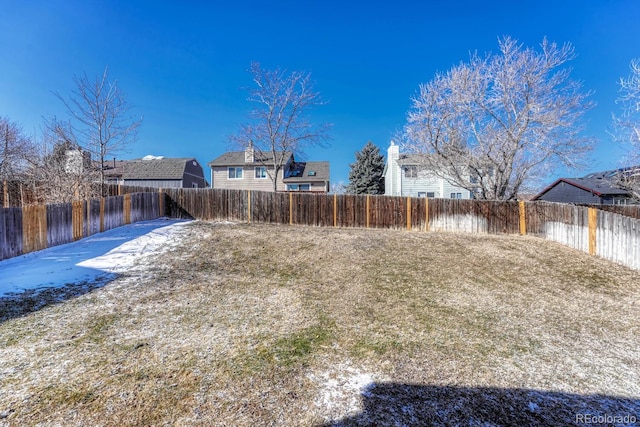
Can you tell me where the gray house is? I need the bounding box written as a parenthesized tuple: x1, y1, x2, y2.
(208, 147, 330, 193)
(103, 156, 208, 188)
(533, 169, 636, 205)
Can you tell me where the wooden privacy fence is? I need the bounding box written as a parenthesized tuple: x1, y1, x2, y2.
(153, 188, 639, 270)
(3, 185, 639, 271)
(0, 192, 163, 261)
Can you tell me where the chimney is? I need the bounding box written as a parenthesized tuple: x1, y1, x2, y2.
(388, 140, 399, 161)
(245, 142, 255, 163)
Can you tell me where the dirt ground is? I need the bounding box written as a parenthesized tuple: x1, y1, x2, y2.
(1, 221, 639, 426)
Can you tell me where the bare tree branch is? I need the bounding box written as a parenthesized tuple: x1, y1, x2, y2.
(611, 59, 640, 200)
(403, 37, 594, 200)
(0, 116, 36, 181)
(53, 66, 143, 195)
(230, 62, 331, 191)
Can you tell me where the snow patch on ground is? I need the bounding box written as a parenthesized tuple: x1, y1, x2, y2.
(0, 218, 190, 297)
(308, 362, 377, 422)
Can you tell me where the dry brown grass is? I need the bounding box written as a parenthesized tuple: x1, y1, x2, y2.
(1, 221, 639, 426)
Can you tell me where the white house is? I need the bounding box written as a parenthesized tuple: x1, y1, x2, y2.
(383, 141, 472, 199)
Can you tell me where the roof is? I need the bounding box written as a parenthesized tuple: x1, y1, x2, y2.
(208, 150, 293, 166)
(533, 167, 636, 200)
(396, 153, 429, 165)
(283, 161, 330, 183)
(103, 157, 198, 180)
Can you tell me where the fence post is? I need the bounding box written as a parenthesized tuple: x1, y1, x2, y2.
(425, 197, 429, 232)
(248, 190, 251, 223)
(289, 192, 293, 225)
(407, 197, 412, 231)
(124, 193, 131, 224)
(72, 201, 84, 241)
(519, 201, 526, 235)
(159, 188, 164, 218)
(100, 197, 105, 232)
(366, 194, 370, 228)
(333, 193, 337, 227)
(588, 207, 597, 256)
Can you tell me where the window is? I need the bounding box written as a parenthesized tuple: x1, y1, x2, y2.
(427, 192, 435, 198)
(192, 182, 199, 188)
(403, 166, 417, 178)
(255, 166, 267, 179)
(228, 167, 243, 179)
(418, 192, 426, 198)
(287, 183, 311, 191)
(450, 192, 462, 199)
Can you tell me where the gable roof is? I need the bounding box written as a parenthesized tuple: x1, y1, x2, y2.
(103, 158, 197, 180)
(283, 161, 330, 183)
(533, 167, 637, 200)
(208, 150, 293, 166)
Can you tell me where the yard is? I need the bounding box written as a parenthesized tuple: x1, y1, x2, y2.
(0, 221, 639, 426)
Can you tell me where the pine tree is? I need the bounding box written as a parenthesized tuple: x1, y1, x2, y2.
(346, 141, 385, 194)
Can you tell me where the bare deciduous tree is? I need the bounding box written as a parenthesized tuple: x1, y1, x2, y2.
(27, 120, 98, 204)
(54, 67, 142, 195)
(403, 37, 594, 200)
(612, 59, 640, 200)
(0, 116, 36, 181)
(231, 62, 331, 192)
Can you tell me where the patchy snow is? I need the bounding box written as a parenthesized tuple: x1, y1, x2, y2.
(0, 218, 190, 297)
(309, 362, 377, 422)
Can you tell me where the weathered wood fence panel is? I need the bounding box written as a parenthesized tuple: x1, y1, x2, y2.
(46, 204, 74, 248)
(587, 204, 640, 220)
(597, 210, 640, 270)
(0, 193, 162, 261)
(0, 208, 23, 260)
(22, 205, 47, 254)
(103, 196, 124, 231)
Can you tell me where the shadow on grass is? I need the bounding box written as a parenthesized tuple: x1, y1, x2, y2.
(0, 219, 184, 324)
(0, 278, 114, 324)
(319, 383, 639, 426)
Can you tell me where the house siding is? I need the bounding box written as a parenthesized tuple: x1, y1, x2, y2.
(384, 142, 470, 198)
(212, 166, 284, 191)
(536, 181, 606, 204)
(183, 160, 208, 188)
(122, 179, 183, 189)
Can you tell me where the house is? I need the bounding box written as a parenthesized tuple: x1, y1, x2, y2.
(532, 167, 639, 205)
(383, 141, 472, 198)
(207, 147, 330, 193)
(103, 156, 208, 188)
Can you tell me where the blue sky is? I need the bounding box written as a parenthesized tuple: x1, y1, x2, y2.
(1, 0, 639, 188)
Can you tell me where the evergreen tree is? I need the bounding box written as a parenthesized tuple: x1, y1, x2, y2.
(346, 141, 385, 194)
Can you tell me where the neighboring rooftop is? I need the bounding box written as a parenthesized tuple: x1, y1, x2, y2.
(207, 150, 293, 166)
(533, 166, 640, 201)
(283, 161, 330, 183)
(103, 157, 200, 180)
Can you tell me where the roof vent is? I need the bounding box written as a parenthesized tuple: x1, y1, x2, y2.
(308, 171, 316, 176)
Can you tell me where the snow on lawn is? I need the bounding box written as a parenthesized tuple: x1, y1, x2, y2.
(0, 218, 190, 297)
